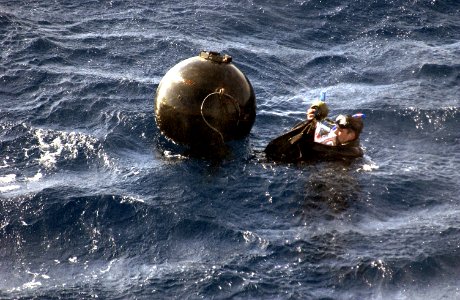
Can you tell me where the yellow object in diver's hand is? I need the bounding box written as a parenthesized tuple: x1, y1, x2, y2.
(310, 100, 329, 121)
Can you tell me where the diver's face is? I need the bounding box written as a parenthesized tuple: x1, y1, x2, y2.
(335, 127, 356, 144)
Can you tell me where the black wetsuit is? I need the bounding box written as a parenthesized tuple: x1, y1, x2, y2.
(265, 120, 363, 163)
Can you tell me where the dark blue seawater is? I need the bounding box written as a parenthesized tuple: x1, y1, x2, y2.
(1, 0, 459, 299)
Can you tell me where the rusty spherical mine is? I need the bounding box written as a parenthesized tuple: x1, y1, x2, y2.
(154, 51, 256, 146)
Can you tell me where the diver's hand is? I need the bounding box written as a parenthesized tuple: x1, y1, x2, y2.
(307, 108, 316, 121)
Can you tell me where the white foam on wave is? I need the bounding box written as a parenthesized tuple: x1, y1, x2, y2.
(0, 125, 113, 195)
(357, 162, 379, 172)
(34, 128, 102, 170)
(0, 171, 45, 194)
(26, 171, 43, 182)
(0, 184, 21, 193)
(0, 174, 20, 193)
(0, 174, 16, 183)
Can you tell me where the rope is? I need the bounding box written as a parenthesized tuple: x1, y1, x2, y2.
(200, 88, 241, 144)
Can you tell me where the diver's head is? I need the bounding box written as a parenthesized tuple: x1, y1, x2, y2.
(334, 114, 364, 144)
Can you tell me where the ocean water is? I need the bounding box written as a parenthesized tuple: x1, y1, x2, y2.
(1, 0, 459, 299)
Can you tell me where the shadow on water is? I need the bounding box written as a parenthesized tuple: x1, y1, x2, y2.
(297, 159, 363, 220)
(154, 132, 254, 168)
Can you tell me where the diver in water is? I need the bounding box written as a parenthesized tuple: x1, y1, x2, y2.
(265, 100, 365, 162)
(307, 106, 364, 147)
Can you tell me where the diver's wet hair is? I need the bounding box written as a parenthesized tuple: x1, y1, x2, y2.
(347, 115, 363, 137)
(335, 114, 364, 137)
